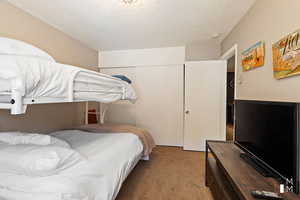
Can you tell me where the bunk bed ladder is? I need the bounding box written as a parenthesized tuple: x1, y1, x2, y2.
(85, 102, 110, 125)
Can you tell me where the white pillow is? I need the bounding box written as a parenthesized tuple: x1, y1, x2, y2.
(0, 132, 71, 148)
(0, 37, 55, 62)
(0, 144, 84, 176)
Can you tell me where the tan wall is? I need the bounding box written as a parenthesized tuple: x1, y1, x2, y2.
(0, 2, 98, 133)
(186, 40, 220, 61)
(222, 0, 300, 102)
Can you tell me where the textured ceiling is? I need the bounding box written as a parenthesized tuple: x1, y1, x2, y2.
(8, 0, 256, 50)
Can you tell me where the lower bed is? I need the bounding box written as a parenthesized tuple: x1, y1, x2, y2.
(0, 130, 143, 200)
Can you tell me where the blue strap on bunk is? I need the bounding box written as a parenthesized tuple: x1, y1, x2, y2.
(112, 75, 132, 84)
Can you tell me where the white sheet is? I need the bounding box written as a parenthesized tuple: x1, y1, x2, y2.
(0, 143, 84, 177)
(0, 37, 56, 62)
(0, 132, 70, 148)
(0, 130, 143, 200)
(0, 55, 136, 105)
(73, 71, 136, 103)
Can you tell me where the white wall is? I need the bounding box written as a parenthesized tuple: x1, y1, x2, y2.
(100, 47, 185, 68)
(186, 40, 221, 61)
(222, 0, 300, 102)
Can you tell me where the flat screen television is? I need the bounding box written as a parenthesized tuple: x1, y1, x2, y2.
(235, 100, 299, 193)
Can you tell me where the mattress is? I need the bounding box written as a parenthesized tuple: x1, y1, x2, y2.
(0, 55, 136, 112)
(73, 71, 136, 103)
(0, 71, 136, 103)
(0, 130, 143, 200)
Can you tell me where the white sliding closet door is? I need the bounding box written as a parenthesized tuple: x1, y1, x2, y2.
(184, 61, 227, 151)
(135, 66, 184, 146)
(101, 65, 184, 146)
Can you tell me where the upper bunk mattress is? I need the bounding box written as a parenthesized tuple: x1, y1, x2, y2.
(73, 71, 135, 103)
(0, 55, 136, 104)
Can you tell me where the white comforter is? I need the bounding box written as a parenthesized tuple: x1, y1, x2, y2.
(0, 55, 136, 103)
(0, 131, 143, 200)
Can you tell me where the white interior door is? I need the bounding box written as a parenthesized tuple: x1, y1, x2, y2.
(184, 61, 227, 151)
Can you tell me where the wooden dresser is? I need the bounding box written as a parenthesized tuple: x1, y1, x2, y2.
(205, 141, 300, 200)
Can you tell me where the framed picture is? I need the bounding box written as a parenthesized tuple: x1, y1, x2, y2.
(273, 29, 300, 79)
(241, 41, 265, 71)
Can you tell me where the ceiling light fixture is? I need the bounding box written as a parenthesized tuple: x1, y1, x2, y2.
(122, 0, 138, 5)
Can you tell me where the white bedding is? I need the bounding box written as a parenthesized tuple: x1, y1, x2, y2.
(0, 37, 56, 62)
(73, 71, 136, 103)
(0, 55, 136, 113)
(0, 132, 70, 148)
(0, 143, 84, 177)
(0, 130, 143, 200)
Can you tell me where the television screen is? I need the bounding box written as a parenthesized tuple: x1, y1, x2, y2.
(235, 100, 298, 186)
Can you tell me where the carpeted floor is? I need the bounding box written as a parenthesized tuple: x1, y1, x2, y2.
(116, 146, 213, 200)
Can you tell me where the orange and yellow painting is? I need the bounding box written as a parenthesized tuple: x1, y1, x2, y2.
(273, 29, 300, 79)
(241, 41, 265, 71)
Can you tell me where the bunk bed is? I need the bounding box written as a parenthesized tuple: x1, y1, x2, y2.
(0, 38, 154, 200)
(0, 37, 136, 115)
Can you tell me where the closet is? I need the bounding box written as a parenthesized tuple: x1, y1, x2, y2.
(99, 47, 226, 150)
(99, 47, 185, 146)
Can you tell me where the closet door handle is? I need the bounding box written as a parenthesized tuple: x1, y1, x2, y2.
(185, 110, 190, 114)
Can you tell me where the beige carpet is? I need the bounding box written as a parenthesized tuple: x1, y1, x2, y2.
(116, 146, 213, 200)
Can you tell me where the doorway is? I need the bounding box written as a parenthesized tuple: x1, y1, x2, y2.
(226, 56, 235, 141)
(221, 44, 238, 142)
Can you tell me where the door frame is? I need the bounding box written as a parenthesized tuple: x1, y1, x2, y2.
(220, 44, 238, 141)
(220, 44, 238, 99)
